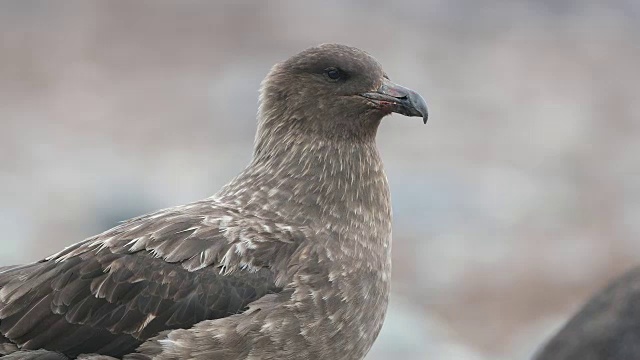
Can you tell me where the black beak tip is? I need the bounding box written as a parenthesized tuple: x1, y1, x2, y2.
(414, 96, 428, 125)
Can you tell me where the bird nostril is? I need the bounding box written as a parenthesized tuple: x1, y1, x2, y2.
(395, 95, 408, 100)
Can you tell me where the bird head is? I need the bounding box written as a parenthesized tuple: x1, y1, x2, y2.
(256, 44, 428, 148)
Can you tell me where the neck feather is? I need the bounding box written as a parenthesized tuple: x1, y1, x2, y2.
(216, 125, 391, 239)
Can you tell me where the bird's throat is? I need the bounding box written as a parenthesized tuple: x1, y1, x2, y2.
(218, 136, 392, 245)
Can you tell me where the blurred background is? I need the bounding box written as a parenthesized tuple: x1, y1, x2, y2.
(1, 0, 639, 359)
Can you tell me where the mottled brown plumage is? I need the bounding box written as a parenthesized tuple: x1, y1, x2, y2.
(0, 44, 428, 360)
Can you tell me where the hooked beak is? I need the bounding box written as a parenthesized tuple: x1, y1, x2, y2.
(360, 78, 429, 124)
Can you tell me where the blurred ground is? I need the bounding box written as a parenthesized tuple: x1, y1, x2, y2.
(1, 1, 639, 359)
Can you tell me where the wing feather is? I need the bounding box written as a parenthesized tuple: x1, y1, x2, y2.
(0, 201, 308, 358)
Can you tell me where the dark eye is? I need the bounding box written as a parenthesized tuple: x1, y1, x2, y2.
(324, 67, 345, 81)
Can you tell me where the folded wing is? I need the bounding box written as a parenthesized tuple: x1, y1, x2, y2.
(0, 201, 307, 358)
